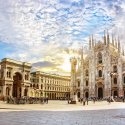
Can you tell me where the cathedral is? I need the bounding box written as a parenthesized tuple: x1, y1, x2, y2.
(70, 31, 125, 101)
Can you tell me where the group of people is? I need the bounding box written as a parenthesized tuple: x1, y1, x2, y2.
(68, 96, 125, 106)
(5, 96, 49, 104)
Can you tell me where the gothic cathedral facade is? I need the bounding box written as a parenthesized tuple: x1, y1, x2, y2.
(70, 32, 125, 100)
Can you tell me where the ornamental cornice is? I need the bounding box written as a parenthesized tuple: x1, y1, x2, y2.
(96, 64, 104, 69)
(96, 77, 104, 82)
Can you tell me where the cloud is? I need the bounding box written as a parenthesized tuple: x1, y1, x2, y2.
(0, 0, 125, 74)
(32, 61, 57, 67)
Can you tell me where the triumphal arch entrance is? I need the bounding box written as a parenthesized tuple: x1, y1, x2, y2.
(0, 58, 31, 98)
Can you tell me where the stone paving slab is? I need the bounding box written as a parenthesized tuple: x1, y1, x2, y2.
(0, 101, 125, 125)
(0, 101, 125, 111)
(0, 109, 125, 125)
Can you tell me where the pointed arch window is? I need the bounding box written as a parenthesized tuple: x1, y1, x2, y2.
(113, 65, 117, 73)
(86, 70, 89, 76)
(86, 80, 88, 86)
(99, 70, 102, 77)
(78, 81, 80, 87)
(98, 53, 102, 64)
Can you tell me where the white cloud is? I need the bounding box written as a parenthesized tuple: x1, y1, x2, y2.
(0, 0, 125, 74)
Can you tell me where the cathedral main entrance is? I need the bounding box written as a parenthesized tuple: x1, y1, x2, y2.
(13, 72, 22, 98)
(85, 92, 89, 98)
(113, 90, 118, 97)
(98, 87, 103, 99)
(77, 92, 80, 98)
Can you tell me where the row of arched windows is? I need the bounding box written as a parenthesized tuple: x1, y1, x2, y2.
(7, 71, 30, 80)
(41, 78, 70, 86)
(30, 84, 43, 89)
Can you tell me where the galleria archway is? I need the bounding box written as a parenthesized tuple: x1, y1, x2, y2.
(13, 72, 22, 98)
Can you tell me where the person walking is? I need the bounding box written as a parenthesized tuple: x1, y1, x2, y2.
(108, 97, 111, 104)
(68, 98, 70, 104)
(122, 97, 125, 102)
(83, 98, 86, 106)
(93, 97, 95, 104)
(46, 97, 48, 104)
(86, 98, 88, 105)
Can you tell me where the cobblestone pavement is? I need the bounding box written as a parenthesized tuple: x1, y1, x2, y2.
(0, 101, 125, 125)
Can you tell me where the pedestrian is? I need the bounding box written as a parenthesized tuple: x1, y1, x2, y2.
(68, 98, 70, 104)
(122, 97, 125, 102)
(83, 98, 86, 106)
(93, 98, 95, 104)
(108, 97, 111, 104)
(44, 97, 46, 104)
(86, 98, 88, 105)
(46, 97, 48, 104)
(80, 98, 83, 104)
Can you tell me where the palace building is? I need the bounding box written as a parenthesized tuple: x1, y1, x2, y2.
(30, 71, 70, 99)
(70, 32, 125, 101)
(0, 58, 70, 99)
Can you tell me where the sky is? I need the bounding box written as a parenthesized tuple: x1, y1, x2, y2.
(0, 0, 125, 75)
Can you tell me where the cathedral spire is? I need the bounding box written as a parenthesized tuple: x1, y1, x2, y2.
(80, 46, 84, 68)
(89, 36, 91, 49)
(122, 46, 124, 56)
(115, 38, 117, 48)
(94, 39, 96, 47)
(107, 30, 110, 46)
(112, 34, 114, 46)
(118, 36, 121, 52)
(104, 30, 106, 45)
(92, 35, 94, 47)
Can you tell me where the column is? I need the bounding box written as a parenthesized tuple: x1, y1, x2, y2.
(4, 68, 7, 79)
(10, 85, 13, 97)
(3, 84, 6, 96)
(21, 86, 24, 97)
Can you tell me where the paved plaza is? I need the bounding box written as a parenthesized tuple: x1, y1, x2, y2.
(0, 101, 125, 125)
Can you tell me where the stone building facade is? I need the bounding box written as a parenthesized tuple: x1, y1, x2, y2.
(0, 58, 31, 98)
(30, 71, 70, 99)
(71, 32, 125, 100)
(0, 58, 70, 100)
